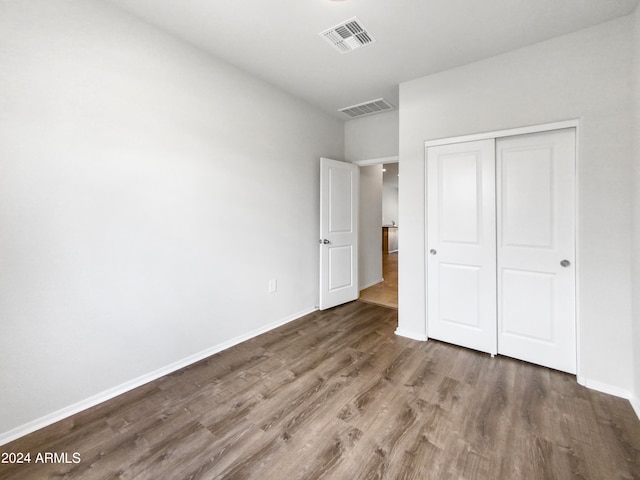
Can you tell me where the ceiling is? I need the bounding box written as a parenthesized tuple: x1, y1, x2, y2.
(105, 0, 639, 120)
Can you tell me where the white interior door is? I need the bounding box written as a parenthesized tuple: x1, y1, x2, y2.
(319, 158, 359, 310)
(426, 140, 497, 354)
(496, 129, 576, 373)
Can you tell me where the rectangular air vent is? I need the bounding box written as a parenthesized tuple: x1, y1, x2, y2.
(320, 17, 375, 54)
(339, 98, 394, 118)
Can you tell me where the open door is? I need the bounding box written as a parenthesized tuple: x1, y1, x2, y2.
(319, 157, 359, 310)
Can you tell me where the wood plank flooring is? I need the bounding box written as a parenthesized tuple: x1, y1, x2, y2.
(1, 301, 639, 479)
(359, 252, 398, 309)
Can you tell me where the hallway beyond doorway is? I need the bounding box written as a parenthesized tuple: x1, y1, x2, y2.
(359, 252, 398, 309)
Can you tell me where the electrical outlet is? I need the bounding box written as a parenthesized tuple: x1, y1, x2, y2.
(268, 278, 277, 293)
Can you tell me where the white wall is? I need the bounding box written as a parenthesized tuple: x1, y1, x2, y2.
(345, 110, 399, 162)
(632, 5, 640, 414)
(398, 16, 636, 394)
(0, 0, 344, 441)
(359, 165, 383, 289)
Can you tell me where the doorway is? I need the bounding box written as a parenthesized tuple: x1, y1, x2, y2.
(359, 250, 398, 308)
(358, 160, 399, 309)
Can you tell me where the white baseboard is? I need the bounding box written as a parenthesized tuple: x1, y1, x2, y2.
(0, 306, 317, 446)
(359, 278, 384, 290)
(394, 328, 428, 341)
(631, 394, 640, 421)
(577, 376, 640, 420)
(577, 376, 631, 399)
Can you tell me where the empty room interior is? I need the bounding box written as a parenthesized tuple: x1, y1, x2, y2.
(2, 0, 640, 478)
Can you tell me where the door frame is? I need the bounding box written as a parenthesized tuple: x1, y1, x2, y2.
(423, 119, 581, 379)
(353, 155, 399, 167)
(319, 155, 398, 309)
(353, 155, 400, 291)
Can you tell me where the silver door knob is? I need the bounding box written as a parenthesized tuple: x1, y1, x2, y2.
(322, 239, 330, 245)
(430, 249, 437, 255)
(560, 259, 571, 267)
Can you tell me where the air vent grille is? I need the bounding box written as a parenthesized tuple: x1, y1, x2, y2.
(339, 98, 394, 118)
(320, 17, 375, 54)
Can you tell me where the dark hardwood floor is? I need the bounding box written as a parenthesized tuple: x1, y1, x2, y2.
(2, 301, 639, 479)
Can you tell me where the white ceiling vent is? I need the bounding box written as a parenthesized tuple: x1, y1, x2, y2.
(339, 98, 394, 118)
(320, 17, 375, 54)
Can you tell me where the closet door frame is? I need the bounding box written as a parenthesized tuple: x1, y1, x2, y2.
(424, 119, 581, 378)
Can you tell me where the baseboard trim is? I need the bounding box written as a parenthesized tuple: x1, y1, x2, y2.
(631, 394, 640, 421)
(577, 376, 630, 399)
(394, 328, 428, 342)
(576, 376, 640, 420)
(0, 306, 317, 446)
(359, 278, 384, 290)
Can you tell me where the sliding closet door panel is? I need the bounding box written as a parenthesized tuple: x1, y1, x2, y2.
(497, 129, 576, 374)
(427, 140, 497, 354)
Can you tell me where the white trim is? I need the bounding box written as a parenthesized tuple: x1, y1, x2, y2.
(424, 119, 580, 148)
(395, 328, 428, 341)
(0, 306, 317, 446)
(423, 152, 430, 348)
(573, 123, 582, 381)
(359, 278, 384, 290)
(631, 395, 640, 421)
(353, 155, 398, 166)
(577, 376, 634, 400)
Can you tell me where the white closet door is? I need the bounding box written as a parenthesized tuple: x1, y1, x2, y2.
(427, 140, 497, 355)
(496, 129, 576, 374)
